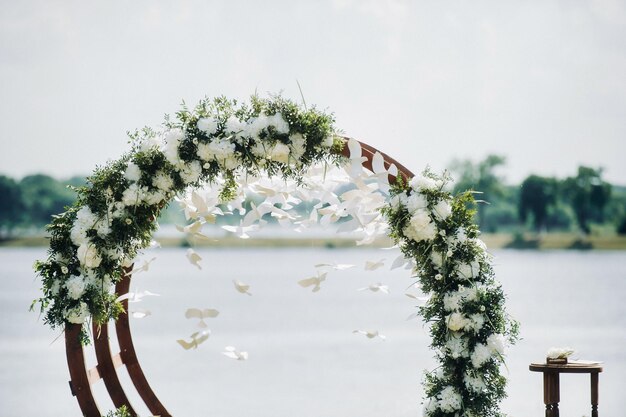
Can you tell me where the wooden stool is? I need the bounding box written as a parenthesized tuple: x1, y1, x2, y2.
(529, 362, 603, 417)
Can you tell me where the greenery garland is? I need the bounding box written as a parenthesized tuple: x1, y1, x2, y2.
(32, 94, 518, 415)
(32, 95, 342, 344)
(382, 172, 519, 416)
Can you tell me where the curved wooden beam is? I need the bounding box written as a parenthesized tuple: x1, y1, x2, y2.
(65, 323, 101, 416)
(115, 268, 172, 417)
(65, 138, 415, 417)
(338, 136, 415, 184)
(93, 321, 138, 415)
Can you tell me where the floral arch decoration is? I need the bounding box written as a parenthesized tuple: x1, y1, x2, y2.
(34, 95, 518, 417)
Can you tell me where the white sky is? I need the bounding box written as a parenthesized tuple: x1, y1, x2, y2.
(1, 0, 625, 184)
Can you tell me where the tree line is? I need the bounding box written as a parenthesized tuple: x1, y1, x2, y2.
(1, 160, 625, 238)
(449, 155, 626, 236)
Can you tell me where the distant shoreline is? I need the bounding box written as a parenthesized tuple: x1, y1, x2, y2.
(2, 233, 626, 250)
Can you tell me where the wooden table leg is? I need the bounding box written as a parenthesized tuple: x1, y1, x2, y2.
(591, 372, 599, 417)
(543, 372, 560, 417)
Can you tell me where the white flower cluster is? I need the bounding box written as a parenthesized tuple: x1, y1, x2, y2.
(70, 206, 110, 246)
(437, 386, 463, 412)
(546, 347, 574, 359)
(65, 302, 89, 324)
(51, 104, 341, 326)
(388, 171, 514, 416)
(464, 372, 487, 393)
(392, 175, 451, 243)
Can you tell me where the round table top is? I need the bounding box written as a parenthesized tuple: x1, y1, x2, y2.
(529, 361, 603, 373)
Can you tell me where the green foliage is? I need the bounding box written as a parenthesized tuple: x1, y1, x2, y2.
(0, 175, 24, 237)
(32, 94, 341, 344)
(105, 405, 131, 417)
(617, 215, 626, 235)
(383, 171, 518, 416)
(19, 174, 78, 227)
(449, 155, 507, 231)
(519, 175, 557, 231)
(561, 166, 612, 234)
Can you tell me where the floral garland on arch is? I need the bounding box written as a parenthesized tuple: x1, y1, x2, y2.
(32, 94, 518, 415)
(382, 173, 519, 416)
(33, 95, 342, 343)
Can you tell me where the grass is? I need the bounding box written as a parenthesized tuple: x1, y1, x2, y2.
(3, 233, 626, 250)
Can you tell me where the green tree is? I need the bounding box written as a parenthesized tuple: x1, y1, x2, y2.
(617, 215, 626, 235)
(449, 155, 507, 231)
(561, 166, 612, 234)
(0, 175, 24, 237)
(519, 175, 557, 231)
(19, 174, 77, 227)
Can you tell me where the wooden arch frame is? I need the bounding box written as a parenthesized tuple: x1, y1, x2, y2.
(64, 138, 415, 417)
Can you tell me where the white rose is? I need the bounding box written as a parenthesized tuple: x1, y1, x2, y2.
(152, 171, 174, 192)
(65, 275, 86, 300)
(445, 334, 469, 358)
(410, 174, 438, 191)
(268, 112, 289, 134)
(197, 117, 219, 135)
(70, 225, 87, 246)
(76, 243, 102, 268)
(225, 115, 245, 134)
(546, 347, 574, 359)
(464, 373, 487, 393)
(65, 302, 89, 324)
(248, 114, 270, 138)
(94, 219, 111, 238)
(145, 190, 167, 206)
(457, 260, 480, 279)
(403, 209, 437, 242)
(121, 184, 142, 206)
(446, 312, 467, 332)
(179, 161, 202, 184)
(162, 128, 184, 167)
(487, 334, 506, 356)
(322, 134, 334, 148)
(432, 200, 452, 220)
(438, 386, 462, 412)
(71, 207, 97, 241)
(270, 142, 291, 164)
(430, 250, 445, 270)
(470, 343, 492, 368)
(458, 285, 478, 301)
(443, 291, 463, 311)
(196, 142, 212, 161)
(406, 193, 428, 213)
(124, 162, 142, 182)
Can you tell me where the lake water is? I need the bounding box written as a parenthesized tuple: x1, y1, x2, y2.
(1, 247, 625, 417)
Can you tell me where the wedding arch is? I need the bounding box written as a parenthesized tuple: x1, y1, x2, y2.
(34, 95, 518, 417)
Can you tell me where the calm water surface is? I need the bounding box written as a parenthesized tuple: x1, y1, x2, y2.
(1, 247, 624, 417)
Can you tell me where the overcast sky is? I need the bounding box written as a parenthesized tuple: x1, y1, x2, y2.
(1, 0, 625, 184)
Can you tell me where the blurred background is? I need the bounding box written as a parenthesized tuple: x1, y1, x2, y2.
(1, 1, 625, 416)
